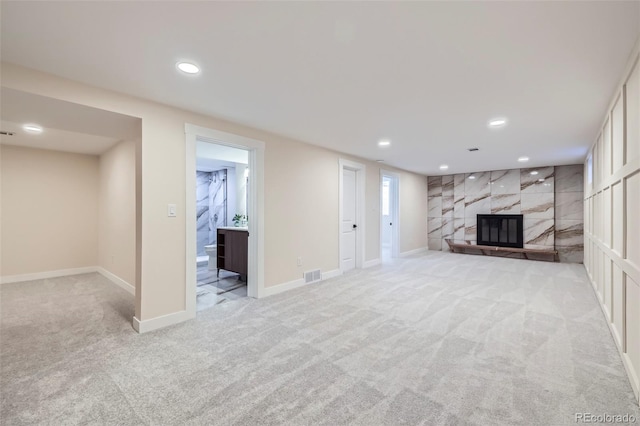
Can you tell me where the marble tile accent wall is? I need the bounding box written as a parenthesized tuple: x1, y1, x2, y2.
(196, 169, 228, 256)
(196, 171, 212, 256)
(554, 165, 584, 263)
(427, 164, 584, 263)
(209, 169, 228, 244)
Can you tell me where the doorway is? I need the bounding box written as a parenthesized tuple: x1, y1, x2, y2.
(185, 124, 265, 317)
(339, 159, 365, 272)
(380, 170, 399, 262)
(194, 142, 250, 311)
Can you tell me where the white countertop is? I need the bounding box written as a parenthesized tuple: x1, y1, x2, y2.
(217, 226, 248, 231)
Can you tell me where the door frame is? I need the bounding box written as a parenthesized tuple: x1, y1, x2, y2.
(380, 169, 400, 260)
(338, 158, 366, 272)
(185, 124, 265, 318)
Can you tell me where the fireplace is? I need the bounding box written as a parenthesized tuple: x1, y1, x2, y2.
(477, 214, 524, 248)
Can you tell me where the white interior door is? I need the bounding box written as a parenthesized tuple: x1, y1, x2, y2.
(381, 177, 392, 260)
(380, 171, 399, 261)
(341, 169, 357, 271)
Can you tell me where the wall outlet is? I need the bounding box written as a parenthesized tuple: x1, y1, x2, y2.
(297, 256, 302, 267)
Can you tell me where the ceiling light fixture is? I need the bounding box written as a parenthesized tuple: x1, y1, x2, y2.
(488, 117, 508, 128)
(23, 124, 43, 134)
(376, 160, 384, 163)
(378, 139, 391, 147)
(176, 62, 200, 74)
(439, 164, 449, 170)
(530, 171, 539, 175)
(468, 175, 476, 180)
(538, 178, 545, 182)
(518, 156, 529, 162)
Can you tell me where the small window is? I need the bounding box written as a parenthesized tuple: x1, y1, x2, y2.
(587, 154, 593, 185)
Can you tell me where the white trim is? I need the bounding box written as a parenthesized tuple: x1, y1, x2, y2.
(263, 277, 305, 297)
(380, 170, 400, 260)
(96, 267, 135, 295)
(399, 247, 428, 258)
(132, 310, 194, 334)
(363, 259, 381, 268)
(322, 268, 343, 280)
(1, 266, 96, 284)
(339, 158, 366, 273)
(263, 268, 342, 297)
(1, 266, 136, 297)
(185, 124, 266, 321)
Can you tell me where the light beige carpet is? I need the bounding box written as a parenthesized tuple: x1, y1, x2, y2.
(2, 251, 639, 425)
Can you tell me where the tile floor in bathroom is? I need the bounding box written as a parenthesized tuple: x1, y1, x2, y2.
(196, 264, 247, 312)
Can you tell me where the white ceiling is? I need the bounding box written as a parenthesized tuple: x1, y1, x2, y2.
(1, 2, 638, 174)
(0, 88, 141, 155)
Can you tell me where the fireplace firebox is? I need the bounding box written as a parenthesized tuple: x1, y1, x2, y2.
(477, 214, 523, 248)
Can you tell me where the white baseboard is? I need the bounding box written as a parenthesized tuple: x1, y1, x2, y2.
(96, 267, 135, 295)
(323, 268, 342, 280)
(1, 266, 136, 297)
(263, 277, 305, 297)
(399, 247, 428, 258)
(1, 266, 97, 284)
(263, 268, 343, 297)
(363, 259, 381, 268)
(132, 310, 195, 334)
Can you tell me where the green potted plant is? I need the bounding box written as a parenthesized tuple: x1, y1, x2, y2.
(233, 214, 248, 227)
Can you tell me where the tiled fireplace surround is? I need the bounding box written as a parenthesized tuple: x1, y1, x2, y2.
(427, 165, 584, 263)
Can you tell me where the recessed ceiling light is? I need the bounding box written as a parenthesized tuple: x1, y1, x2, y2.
(488, 118, 507, 128)
(530, 171, 539, 175)
(378, 139, 391, 147)
(518, 156, 529, 162)
(538, 178, 545, 182)
(439, 164, 449, 170)
(468, 175, 476, 180)
(23, 124, 43, 134)
(376, 160, 384, 163)
(176, 62, 200, 74)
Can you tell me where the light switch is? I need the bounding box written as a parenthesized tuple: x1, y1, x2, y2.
(168, 204, 177, 217)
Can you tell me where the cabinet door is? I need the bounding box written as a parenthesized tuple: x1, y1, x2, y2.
(227, 231, 248, 275)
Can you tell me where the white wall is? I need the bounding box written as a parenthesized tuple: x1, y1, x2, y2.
(584, 39, 640, 404)
(1, 63, 428, 326)
(235, 164, 248, 217)
(98, 139, 136, 288)
(1, 145, 99, 277)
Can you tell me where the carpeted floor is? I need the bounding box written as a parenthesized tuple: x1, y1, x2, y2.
(2, 251, 639, 425)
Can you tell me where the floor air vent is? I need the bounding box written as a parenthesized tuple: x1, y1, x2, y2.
(304, 269, 321, 284)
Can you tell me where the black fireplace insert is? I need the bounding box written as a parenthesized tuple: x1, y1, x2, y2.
(477, 214, 524, 248)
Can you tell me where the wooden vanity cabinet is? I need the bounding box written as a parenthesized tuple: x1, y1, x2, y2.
(216, 228, 248, 277)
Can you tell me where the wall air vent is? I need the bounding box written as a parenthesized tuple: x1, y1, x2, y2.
(467, 148, 479, 152)
(0, 131, 15, 136)
(304, 269, 322, 284)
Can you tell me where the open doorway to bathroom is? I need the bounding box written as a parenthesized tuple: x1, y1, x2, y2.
(194, 142, 250, 311)
(185, 124, 265, 316)
(380, 170, 399, 262)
